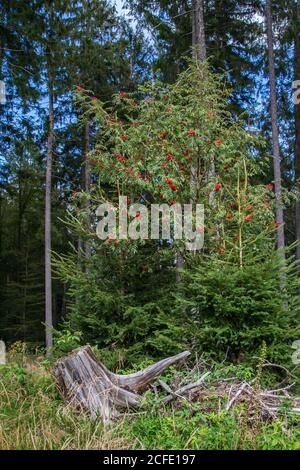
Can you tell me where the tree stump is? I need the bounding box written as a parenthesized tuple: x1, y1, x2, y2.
(53, 346, 190, 425)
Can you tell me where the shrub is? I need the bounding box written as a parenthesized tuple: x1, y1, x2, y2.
(177, 252, 300, 364)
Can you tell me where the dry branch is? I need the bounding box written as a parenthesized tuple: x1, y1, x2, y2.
(53, 347, 300, 425)
(162, 371, 211, 404)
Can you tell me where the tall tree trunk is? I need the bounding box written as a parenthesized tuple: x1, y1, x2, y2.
(84, 120, 91, 262)
(176, 0, 207, 281)
(192, 0, 206, 61)
(192, 1, 212, 203)
(294, 0, 300, 266)
(191, 0, 207, 191)
(176, 0, 207, 280)
(265, 0, 285, 252)
(45, 88, 54, 356)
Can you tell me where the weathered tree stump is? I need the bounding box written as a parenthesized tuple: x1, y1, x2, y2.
(53, 346, 190, 425)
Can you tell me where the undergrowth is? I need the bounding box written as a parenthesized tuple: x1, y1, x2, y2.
(0, 351, 299, 450)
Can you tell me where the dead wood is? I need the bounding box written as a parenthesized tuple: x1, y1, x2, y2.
(53, 346, 190, 424)
(53, 347, 300, 425)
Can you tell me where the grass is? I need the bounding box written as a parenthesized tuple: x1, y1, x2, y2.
(0, 354, 300, 450)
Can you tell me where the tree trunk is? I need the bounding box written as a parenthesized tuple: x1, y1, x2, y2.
(53, 346, 190, 425)
(294, 0, 300, 266)
(0, 340, 5, 365)
(176, 251, 184, 283)
(192, 0, 206, 62)
(191, 0, 206, 195)
(191, 0, 212, 222)
(45, 88, 54, 356)
(83, 120, 91, 262)
(265, 0, 285, 252)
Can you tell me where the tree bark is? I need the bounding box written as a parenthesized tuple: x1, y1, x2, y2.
(191, 0, 211, 221)
(265, 0, 285, 252)
(192, 0, 206, 62)
(83, 120, 91, 262)
(45, 87, 54, 356)
(0, 340, 6, 365)
(53, 346, 190, 425)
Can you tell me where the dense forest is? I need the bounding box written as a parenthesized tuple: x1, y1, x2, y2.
(1, 0, 300, 452)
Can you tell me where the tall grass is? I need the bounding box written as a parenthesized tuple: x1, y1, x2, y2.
(1, 356, 299, 450)
(0, 360, 129, 450)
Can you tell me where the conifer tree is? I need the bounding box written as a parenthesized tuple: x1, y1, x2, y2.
(265, 0, 285, 252)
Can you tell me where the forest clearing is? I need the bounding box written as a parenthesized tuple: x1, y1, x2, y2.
(1, 0, 300, 457)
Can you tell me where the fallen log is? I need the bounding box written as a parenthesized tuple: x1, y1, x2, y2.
(53, 346, 190, 424)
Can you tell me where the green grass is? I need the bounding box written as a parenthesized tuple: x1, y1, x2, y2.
(123, 407, 300, 450)
(0, 357, 300, 450)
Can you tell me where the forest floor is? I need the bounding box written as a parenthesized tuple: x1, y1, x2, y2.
(1, 352, 300, 450)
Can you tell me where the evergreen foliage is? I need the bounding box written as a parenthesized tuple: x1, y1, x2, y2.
(54, 64, 299, 365)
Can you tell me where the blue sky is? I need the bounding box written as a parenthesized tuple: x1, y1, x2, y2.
(114, 0, 130, 17)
